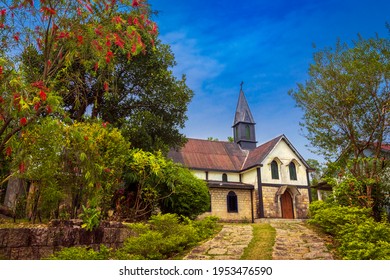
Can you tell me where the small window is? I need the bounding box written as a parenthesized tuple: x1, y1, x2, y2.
(245, 125, 250, 139)
(271, 160, 279, 179)
(222, 173, 228, 182)
(227, 191, 238, 212)
(289, 162, 297, 180)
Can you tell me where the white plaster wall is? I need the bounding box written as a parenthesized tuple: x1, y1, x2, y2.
(241, 168, 257, 185)
(208, 171, 240, 182)
(192, 170, 206, 180)
(261, 139, 308, 186)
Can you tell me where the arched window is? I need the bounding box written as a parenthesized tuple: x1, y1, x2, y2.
(245, 125, 250, 139)
(227, 191, 238, 213)
(271, 160, 279, 179)
(289, 162, 297, 180)
(222, 173, 228, 182)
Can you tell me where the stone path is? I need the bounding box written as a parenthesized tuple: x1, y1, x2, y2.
(184, 220, 334, 260)
(184, 224, 253, 260)
(261, 219, 334, 260)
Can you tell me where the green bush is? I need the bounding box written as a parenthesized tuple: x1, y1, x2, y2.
(47, 213, 220, 260)
(115, 213, 219, 260)
(309, 201, 390, 259)
(338, 219, 390, 260)
(308, 201, 371, 235)
(47, 245, 111, 260)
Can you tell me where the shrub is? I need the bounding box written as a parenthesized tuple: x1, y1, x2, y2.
(309, 201, 390, 259)
(47, 245, 111, 260)
(308, 201, 371, 235)
(338, 219, 390, 260)
(115, 213, 219, 260)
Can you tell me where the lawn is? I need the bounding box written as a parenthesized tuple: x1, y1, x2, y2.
(240, 223, 276, 260)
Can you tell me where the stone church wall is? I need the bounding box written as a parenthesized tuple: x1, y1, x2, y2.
(200, 188, 253, 222)
(260, 186, 310, 219)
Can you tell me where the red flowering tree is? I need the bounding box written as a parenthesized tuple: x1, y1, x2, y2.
(0, 0, 157, 213)
(0, 0, 157, 159)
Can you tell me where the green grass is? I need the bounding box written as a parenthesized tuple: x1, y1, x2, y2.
(240, 223, 276, 260)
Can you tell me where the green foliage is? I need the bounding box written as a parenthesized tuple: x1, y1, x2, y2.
(79, 205, 101, 231)
(12, 119, 130, 220)
(289, 35, 390, 162)
(47, 245, 111, 260)
(159, 165, 210, 219)
(118, 150, 210, 221)
(338, 220, 390, 260)
(309, 201, 390, 259)
(308, 201, 371, 235)
(115, 214, 220, 260)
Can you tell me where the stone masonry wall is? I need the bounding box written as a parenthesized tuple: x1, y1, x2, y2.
(0, 220, 134, 260)
(200, 188, 253, 222)
(261, 186, 310, 219)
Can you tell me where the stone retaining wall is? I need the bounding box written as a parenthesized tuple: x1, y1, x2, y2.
(0, 220, 134, 260)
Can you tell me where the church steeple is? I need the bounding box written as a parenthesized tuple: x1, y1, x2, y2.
(232, 83, 257, 150)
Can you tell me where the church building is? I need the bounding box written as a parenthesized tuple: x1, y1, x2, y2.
(168, 86, 313, 221)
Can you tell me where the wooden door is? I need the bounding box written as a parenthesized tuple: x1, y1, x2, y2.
(281, 191, 294, 219)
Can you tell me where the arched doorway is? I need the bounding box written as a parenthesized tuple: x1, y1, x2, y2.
(281, 191, 294, 219)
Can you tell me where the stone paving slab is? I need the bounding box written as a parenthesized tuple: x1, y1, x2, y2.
(184, 219, 334, 260)
(259, 219, 334, 260)
(184, 224, 253, 260)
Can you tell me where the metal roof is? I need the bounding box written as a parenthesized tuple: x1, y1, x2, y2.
(233, 89, 255, 126)
(168, 135, 307, 172)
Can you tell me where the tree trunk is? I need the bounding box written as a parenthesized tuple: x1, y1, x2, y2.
(3, 177, 27, 210)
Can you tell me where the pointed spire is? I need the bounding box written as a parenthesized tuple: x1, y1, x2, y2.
(233, 83, 255, 126)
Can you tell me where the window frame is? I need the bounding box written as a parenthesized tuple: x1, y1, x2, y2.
(271, 160, 279, 179)
(227, 191, 238, 213)
(289, 162, 297, 180)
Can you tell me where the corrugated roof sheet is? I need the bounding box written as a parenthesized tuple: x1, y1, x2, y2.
(168, 135, 287, 172)
(168, 139, 248, 171)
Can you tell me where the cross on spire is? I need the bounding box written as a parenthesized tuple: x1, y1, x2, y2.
(240, 81, 244, 91)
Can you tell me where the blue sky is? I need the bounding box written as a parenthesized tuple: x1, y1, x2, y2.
(148, 0, 390, 163)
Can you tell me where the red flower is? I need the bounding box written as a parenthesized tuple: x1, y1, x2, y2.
(31, 80, 45, 89)
(19, 162, 26, 173)
(57, 32, 69, 39)
(105, 51, 113, 63)
(0, 96, 3, 103)
(39, 90, 47, 101)
(0, 66, 2, 75)
(104, 168, 111, 173)
(34, 102, 40, 111)
(40, 7, 56, 15)
(0, 9, 6, 17)
(77, 35, 83, 45)
(84, 136, 89, 141)
(20, 117, 27, 126)
(102, 122, 109, 128)
(13, 34, 19, 42)
(103, 81, 109, 91)
(112, 16, 124, 24)
(5, 146, 12, 157)
(132, 0, 139, 7)
(114, 33, 124, 48)
(46, 105, 52, 114)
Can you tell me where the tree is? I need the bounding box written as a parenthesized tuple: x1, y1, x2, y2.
(0, 0, 156, 157)
(114, 150, 210, 221)
(290, 34, 390, 214)
(1, 0, 156, 209)
(10, 118, 130, 221)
